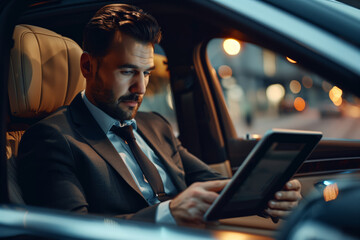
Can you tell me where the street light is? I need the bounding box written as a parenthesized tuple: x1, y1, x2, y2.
(223, 38, 241, 55)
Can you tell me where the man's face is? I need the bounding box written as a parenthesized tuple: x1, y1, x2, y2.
(86, 32, 154, 121)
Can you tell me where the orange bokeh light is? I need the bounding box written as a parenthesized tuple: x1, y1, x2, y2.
(323, 183, 339, 202)
(329, 86, 343, 106)
(294, 97, 306, 111)
(286, 56, 297, 64)
(218, 65, 233, 79)
(289, 80, 301, 94)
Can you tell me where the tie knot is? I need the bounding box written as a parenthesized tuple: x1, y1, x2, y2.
(111, 125, 135, 143)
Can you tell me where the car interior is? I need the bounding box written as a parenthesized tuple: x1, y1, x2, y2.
(1, 0, 360, 239)
(5, 22, 234, 203)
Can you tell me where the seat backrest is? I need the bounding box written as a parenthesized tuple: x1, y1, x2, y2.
(6, 24, 85, 203)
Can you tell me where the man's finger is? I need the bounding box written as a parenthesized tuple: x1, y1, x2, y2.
(194, 179, 230, 192)
(191, 202, 212, 216)
(285, 179, 301, 190)
(265, 208, 291, 218)
(189, 188, 219, 204)
(268, 200, 298, 210)
(275, 190, 301, 201)
(200, 191, 219, 204)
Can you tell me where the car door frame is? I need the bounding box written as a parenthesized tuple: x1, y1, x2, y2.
(188, 0, 360, 178)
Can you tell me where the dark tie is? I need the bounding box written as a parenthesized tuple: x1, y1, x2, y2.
(111, 125, 168, 202)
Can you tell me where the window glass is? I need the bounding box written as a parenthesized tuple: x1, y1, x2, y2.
(139, 45, 178, 136)
(207, 38, 360, 139)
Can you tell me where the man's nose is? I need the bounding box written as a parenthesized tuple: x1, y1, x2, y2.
(130, 73, 147, 94)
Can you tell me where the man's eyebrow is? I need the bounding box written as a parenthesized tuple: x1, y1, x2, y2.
(118, 64, 155, 71)
(147, 66, 156, 71)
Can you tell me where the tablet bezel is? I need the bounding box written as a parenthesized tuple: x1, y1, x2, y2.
(204, 129, 322, 221)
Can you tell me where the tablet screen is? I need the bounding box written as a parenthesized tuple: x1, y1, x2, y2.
(229, 142, 304, 205)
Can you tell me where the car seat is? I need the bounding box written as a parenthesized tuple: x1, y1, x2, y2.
(6, 24, 86, 203)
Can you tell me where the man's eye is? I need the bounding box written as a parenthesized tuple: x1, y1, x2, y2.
(144, 71, 151, 77)
(120, 70, 134, 75)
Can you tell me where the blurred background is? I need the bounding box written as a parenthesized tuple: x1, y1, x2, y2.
(207, 38, 360, 139)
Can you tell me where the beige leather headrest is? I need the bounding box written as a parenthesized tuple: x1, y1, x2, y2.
(8, 24, 85, 118)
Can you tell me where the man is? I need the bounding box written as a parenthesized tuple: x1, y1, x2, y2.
(18, 4, 301, 225)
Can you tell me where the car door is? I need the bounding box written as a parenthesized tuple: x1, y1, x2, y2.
(184, 0, 360, 228)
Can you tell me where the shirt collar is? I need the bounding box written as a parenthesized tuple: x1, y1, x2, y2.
(82, 91, 137, 134)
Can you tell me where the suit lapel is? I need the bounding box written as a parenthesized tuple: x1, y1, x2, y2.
(69, 94, 145, 199)
(136, 114, 187, 192)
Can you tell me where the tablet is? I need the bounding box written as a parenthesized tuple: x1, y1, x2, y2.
(204, 129, 322, 221)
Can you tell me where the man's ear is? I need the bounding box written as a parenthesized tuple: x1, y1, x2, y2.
(80, 52, 93, 79)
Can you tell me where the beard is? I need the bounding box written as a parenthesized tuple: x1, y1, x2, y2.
(91, 75, 143, 122)
(97, 91, 143, 121)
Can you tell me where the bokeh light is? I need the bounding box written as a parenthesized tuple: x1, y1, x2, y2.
(228, 86, 244, 101)
(266, 84, 285, 103)
(223, 39, 241, 56)
(263, 50, 276, 77)
(302, 76, 313, 88)
(286, 56, 297, 64)
(323, 183, 339, 202)
(294, 97, 306, 111)
(329, 86, 343, 106)
(333, 97, 342, 106)
(289, 80, 301, 94)
(221, 77, 236, 89)
(218, 65, 233, 79)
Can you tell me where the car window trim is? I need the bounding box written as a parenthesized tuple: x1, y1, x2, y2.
(263, 0, 360, 46)
(211, 0, 360, 76)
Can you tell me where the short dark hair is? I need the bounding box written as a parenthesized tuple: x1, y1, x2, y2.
(83, 4, 162, 57)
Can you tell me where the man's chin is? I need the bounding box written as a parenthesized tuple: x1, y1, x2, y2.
(123, 102, 141, 118)
(116, 108, 138, 121)
(109, 101, 141, 121)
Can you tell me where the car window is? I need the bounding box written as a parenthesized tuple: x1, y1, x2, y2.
(207, 38, 360, 139)
(139, 44, 178, 136)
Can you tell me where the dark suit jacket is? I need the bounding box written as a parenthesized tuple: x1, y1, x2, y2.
(18, 93, 223, 222)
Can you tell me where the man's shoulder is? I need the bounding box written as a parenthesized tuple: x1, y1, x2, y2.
(135, 111, 174, 137)
(28, 105, 72, 133)
(18, 105, 73, 148)
(39, 105, 70, 124)
(35, 93, 85, 127)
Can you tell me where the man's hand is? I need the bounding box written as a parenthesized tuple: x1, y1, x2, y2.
(169, 180, 229, 225)
(265, 179, 302, 219)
